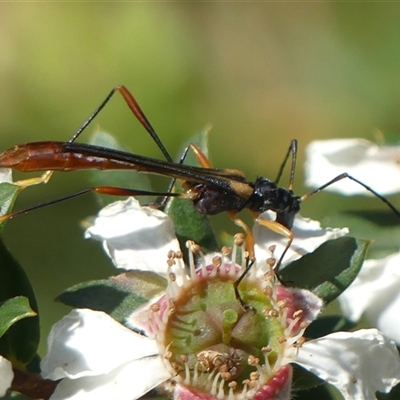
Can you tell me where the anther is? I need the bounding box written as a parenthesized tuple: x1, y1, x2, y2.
(293, 336, 306, 348)
(167, 259, 175, 267)
(266, 257, 276, 268)
(247, 355, 260, 366)
(168, 250, 176, 259)
(190, 243, 201, 254)
(264, 309, 279, 318)
(212, 255, 222, 268)
(176, 251, 183, 259)
(234, 233, 245, 247)
(250, 371, 260, 381)
(264, 271, 274, 281)
(277, 300, 287, 309)
(292, 310, 303, 319)
(186, 240, 195, 249)
(221, 372, 232, 381)
(180, 354, 188, 363)
(169, 272, 176, 282)
(263, 286, 273, 297)
(300, 321, 309, 329)
(222, 246, 232, 257)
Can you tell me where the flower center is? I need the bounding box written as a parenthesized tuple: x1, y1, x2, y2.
(151, 240, 306, 399)
(165, 272, 284, 385)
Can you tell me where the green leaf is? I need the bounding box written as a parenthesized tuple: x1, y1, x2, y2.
(88, 129, 153, 207)
(305, 315, 356, 339)
(0, 240, 39, 364)
(292, 364, 324, 391)
(56, 271, 167, 324)
(0, 183, 20, 231)
(165, 128, 219, 254)
(281, 237, 370, 304)
(0, 297, 36, 338)
(322, 211, 400, 259)
(165, 198, 219, 256)
(377, 381, 400, 400)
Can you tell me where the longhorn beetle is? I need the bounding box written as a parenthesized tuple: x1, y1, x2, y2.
(0, 86, 399, 288)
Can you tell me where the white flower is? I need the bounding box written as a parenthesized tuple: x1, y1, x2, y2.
(304, 138, 400, 195)
(339, 251, 400, 344)
(85, 199, 349, 275)
(41, 198, 400, 400)
(41, 309, 171, 400)
(0, 355, 13, 397)
(254, 211, 348, 269)
(0, 168, 13, 184)
(296, 329, 400, 399)
(42, 309, 400, 400)
(84, 197, 180, 274)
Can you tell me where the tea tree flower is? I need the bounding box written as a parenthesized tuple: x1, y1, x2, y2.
(304, 138, 400, 195)
(86, 199, 349, 273)
(254, 211, 348, 268)
(0, 356, 13, 397)
(339, 251, 400, 344)
(42, 246, 320, 400)
(41, 198, 400, 400)
(0, 168, 12, 184)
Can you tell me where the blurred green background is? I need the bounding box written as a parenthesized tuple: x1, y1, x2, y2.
(1, 3, 400, 356)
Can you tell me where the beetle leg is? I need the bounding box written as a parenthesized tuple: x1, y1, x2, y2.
(254, 217, 294, 274)
(14, 170, 54, 189)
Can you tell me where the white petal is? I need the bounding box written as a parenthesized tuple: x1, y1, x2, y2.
(49, 355, 170, 400)
(254, 213, 348, 271)
(0, 356, 13, 396)
(0, 168, 13, 184)
(41, 309, 159, 380)
(85, 197, 180, 275)
(339, 252, 400, 343)
(295, 329, 400, 399)
(305, 138, 400, 195)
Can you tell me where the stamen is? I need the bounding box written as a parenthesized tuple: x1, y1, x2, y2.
(266, 257, 276, 269)
(193, 361, 200, 384)
(287, 322, 309, 346)
(284, 311, 303, 337)
(228, 382, 237, 400)
(217, 377, 226, 399)
(293, 336, 306, 349)
(148, 302, 166, 334)
(167, 259, 175, 267)
(186, 240, 198, 280)
(211, 372, 222, 396)
(180, 355, 191, 385)
(195, 245, 208, 276)
(230, 243, 238, 277)
(241, 380, 250, 399)
(261, 346, 272, 374)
